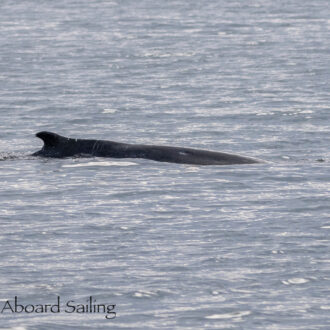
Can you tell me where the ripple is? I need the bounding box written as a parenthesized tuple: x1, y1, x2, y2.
(62, 161, 137, 167)
(102, 108, 117, 114)
(282, 278, 310, 285)
(205, 311, 251, 320)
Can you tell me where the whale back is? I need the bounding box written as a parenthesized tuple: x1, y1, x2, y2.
(33, 131, 262, 164)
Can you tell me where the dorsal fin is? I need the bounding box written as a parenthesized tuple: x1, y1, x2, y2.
(35, 131, 65, 148)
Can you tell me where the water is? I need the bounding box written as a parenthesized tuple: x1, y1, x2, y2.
(0, 0, 329, 328)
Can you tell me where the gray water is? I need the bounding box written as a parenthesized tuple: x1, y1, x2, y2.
(0, 0, 329, 329)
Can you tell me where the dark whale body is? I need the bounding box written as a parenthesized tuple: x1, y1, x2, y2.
(33, 131, 261, 165)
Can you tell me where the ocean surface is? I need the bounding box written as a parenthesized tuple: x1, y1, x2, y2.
(0, 0, 329, 329)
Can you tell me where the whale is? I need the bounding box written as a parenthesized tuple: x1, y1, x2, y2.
(32, 131, 262, 165)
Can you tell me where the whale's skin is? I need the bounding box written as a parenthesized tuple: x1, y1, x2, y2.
(33, 131, 261, 165)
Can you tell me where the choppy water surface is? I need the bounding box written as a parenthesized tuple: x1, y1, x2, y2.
(0, 0, 329, 329)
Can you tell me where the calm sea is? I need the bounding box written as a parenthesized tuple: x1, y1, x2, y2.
(0, 0, 329, 329)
